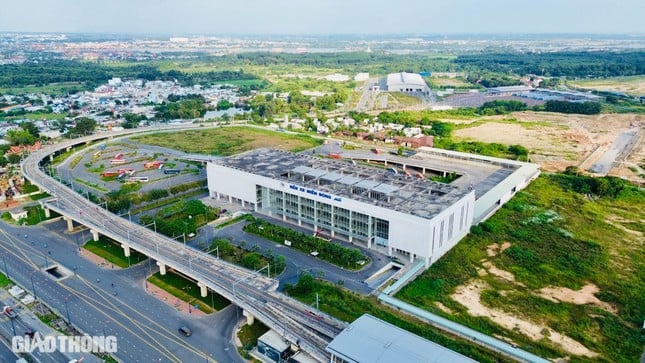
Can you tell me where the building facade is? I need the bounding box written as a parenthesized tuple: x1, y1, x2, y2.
(385, 72, 431, 96)
(207, 149, 475, 267)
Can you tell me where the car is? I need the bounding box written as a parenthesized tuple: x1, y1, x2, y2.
(178, 326, 192, 337)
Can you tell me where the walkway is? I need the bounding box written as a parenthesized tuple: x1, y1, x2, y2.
(378, 294, 550, 363)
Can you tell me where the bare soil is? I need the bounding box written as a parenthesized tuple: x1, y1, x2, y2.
(537, 284, 618, 314)
(451, 112, 643, 178)
(451, 281, 599, 358)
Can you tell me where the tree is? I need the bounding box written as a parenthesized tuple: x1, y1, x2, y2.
(429, 121, 453, 138)
(20, 121, 40, 139)
(69, 117, 97, 136)
(7, 153, 22, 164)
(5, 129, 36, 145)
(216, 99, 232, 110)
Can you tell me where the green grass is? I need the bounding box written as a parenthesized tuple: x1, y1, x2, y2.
(243, 217, 368, 270)
(147, 271, 229, 313)
(396, 174, 645, 363)
(0, 82, 85, 95)
(238, 321, 269, 349)
(83, 236, 147, 268)
(388, 92, 422, 106)
(131, 188, 207, 214)
(29, 193, 51, 200)
(130, 126, 323, 156)
(214, 213, 253, 229)
(72, 178, 109, 192)
(284, 277, 510, 363)
(0, 273, 11, 288)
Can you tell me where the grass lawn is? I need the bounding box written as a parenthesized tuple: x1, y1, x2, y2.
(567, 75, 645, 97)
(388, 92, 422, 106)
(0, 273, 11, 288)
(147, 271, 229, 313)
(284, 277, 508, 363)
(131, 126, 322, 156)
(237, 321, 269, 349)
(396, 174, 645, 362)
(0, 83, 86, 95)
(83, 236, 147, 268)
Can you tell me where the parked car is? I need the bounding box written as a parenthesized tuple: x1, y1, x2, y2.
(178, 326, 192, 337)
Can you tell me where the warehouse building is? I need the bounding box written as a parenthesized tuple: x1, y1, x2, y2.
(207, 149, 475, 267)
(385, 72, 430, 96)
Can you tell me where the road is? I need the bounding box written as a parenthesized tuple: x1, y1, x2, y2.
(213, 219, 390, 294)
(0, 220, 244, 362)
(22, 128, 347, 362)
(589, 128, 640, 175)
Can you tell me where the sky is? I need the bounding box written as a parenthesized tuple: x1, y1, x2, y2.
(1, 0, 643, 35)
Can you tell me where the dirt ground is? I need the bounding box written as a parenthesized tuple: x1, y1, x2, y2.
(456, 243, 616, 358)
(451, 281, 599, 358)
(451, 112, 643, 180)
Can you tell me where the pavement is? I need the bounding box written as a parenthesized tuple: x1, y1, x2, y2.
(0, 219, 245, 363)
(208, 215, 392, 295)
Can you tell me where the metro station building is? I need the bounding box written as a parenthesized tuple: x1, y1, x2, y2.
(207, 148, 484, 267)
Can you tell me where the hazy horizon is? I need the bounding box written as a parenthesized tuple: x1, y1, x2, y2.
(1, 0, 643, 36)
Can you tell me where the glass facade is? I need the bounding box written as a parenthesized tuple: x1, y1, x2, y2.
(259, 185, 389, 245)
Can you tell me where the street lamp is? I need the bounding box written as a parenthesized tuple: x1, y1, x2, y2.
(1, 253, 9, 278)
(64, 297, 72, 326)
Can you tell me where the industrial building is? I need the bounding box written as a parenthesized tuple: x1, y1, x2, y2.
(385, 72, 430, 96)
(326, 314, 478, 363)
(207, 145, 541, 267)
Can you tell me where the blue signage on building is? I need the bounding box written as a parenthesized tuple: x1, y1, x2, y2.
(288, 184, 342, 203)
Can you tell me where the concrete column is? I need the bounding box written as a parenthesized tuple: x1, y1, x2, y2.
(43, 207, 51, 218)
(66, 146, 71, 152)
(49, 155, 54, 162)
(410, 253, 415, 263)
(242, 310, 255, 325)
(388, 246, 392, 256)
(64, 216, 74, 232)
(443, 171, 447, 177)
(254, 203, 258, 212)
(282, 214, 286, 221)
(197, 282, 208, 298)
(298, 220, 302, 226)
(90, 229, 99, 242)
(384, 160, 388, 166)
(216, 192, 220, 199)
(228, 196, 232, 204)
(241, 200, 245, 207)
(157, 261, 166, 275)
(122, 244, 131, 257)
(348, 236, 353, 242)
(425, 257, 431, 268)
(331, 230, 335, 237)
(367, 238, 372, 249)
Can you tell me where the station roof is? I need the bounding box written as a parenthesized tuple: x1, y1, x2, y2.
(212, 148, 471, 220)
(326, 314, 478, 363)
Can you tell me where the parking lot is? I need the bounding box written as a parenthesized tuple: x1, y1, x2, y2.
(57, 138, 206, 198)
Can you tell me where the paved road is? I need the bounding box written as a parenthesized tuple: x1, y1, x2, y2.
(22, 129, 347, 361)
(212, 218, 390, 294)
(589, 128, 640, 175)
(0, 220, 245, 363)
(0, 332, 20, 363)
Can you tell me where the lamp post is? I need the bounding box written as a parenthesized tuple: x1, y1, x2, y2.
(1, 253, 9, 278)
(64, 297, 72, 326)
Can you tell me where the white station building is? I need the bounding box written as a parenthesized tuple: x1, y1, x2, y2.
(207, 149, 478, 267)
(385, 72, 431, 96)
